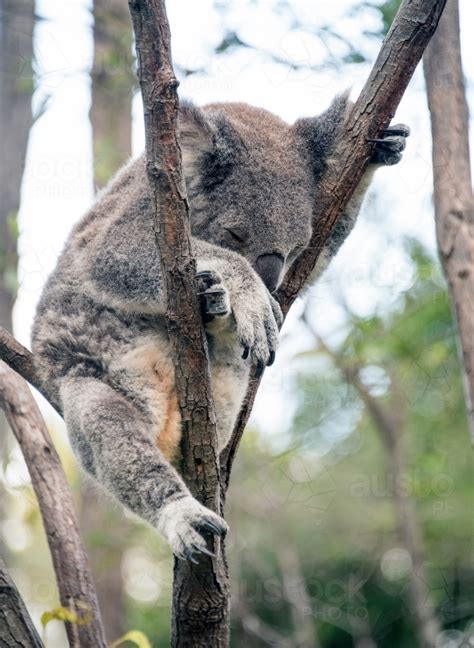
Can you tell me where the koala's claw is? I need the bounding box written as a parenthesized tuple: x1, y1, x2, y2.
(156, 496, 228, 563)
(368, 123, 410, 166)
(197, 263, 282, 371)
(383, 124, 410, 138)
(201, 519, 227, 537)
(255, 361, 265, 379)
(191, 542, 215, 558)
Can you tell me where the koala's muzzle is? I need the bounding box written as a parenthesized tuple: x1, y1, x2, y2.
(255, 253, 284, 293)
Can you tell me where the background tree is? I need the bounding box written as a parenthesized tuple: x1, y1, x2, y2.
(0, 0, 34, 333)
(423, 0, 474, 440)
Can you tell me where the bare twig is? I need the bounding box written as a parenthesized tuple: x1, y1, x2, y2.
(0, 361, 106, 647)
(223, 0, 448, 478)
(423, 0, 474, 441)
(0, 554, 43, 647)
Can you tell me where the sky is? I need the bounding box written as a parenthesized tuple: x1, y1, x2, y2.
(12, 0, 474, 441)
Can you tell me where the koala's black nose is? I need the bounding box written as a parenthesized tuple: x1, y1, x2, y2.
(255, 254, 284, 293)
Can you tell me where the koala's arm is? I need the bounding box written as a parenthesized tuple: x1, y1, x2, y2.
(294, 95, 409, 285)
(85, 205, 281, 354)
(84, 203, 252, 314)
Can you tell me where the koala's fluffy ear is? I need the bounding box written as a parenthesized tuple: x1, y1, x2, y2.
(179, 101, 235, 192)
(293, 91, 351, 179)
(179, 101, 215, 169)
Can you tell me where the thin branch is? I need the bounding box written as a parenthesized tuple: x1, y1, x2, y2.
(0, 361, 107, 647)
(0, 554, 43, 647)
(223, 0, 448, 478)
(423, 0, 474, 441)
(0, 326, 61, 415)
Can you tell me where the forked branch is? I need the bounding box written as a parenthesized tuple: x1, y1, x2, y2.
(0, 361, 106, 647)
(223, 0, 448, 478)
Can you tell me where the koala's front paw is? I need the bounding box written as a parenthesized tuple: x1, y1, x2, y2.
(197, 270, 230, 322)
(368, 123, 410, 166)
(196, 264, 283, 376)
(156, 496, 228, 563)
(234, 288, 283, 377)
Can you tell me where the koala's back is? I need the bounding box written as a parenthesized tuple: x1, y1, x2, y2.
(31, 156, 164, 405)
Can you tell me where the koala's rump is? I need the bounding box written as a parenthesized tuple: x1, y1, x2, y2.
(109, 340, 181, 463)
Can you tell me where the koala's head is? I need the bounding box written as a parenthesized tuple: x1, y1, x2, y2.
(179, 96, 348, 293)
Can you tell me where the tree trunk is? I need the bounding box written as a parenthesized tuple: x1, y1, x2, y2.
(423, 0, 474, 441)
(0, 0, 34, 333)
(81, 0, 134, 639)
(0, 555, 43, 647)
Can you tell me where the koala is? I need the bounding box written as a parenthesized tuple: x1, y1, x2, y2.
(31, 94, 409, 562)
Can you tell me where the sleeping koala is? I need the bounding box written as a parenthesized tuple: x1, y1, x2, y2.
(31, 94, 408, 561)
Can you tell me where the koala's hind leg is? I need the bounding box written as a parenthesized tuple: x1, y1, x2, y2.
(60, 377, 227, 561)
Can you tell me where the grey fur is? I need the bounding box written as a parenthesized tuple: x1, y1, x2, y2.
(31, 97, 408, 558)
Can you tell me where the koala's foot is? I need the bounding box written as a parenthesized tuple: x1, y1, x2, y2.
(197, 270, 230, 322)
(368, 123, 410, 166)
(156, 496, 228, 563)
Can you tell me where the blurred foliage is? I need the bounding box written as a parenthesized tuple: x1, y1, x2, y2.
(224, 242, 473, 647)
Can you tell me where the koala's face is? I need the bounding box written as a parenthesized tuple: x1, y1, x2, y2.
(180, 102, 320, 293)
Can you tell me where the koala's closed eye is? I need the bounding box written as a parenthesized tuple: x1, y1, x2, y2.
(224, 227, 248, 246)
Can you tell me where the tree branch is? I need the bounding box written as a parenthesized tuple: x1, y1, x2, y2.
(0, 554, 43, 647)
(0, 326, 61, 415)
(128, 0, 220, 507)
(223, 0, 448, 478)
(0, 361, 107, 647)
(423, 0, 474, 441)
(127, 1, 227, 645)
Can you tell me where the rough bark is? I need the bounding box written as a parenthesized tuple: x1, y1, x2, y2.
(127, 1, 227, 646)
(423, 0, 474, 441)
(0, 555, 43, 647)
(82, 0, 134, 637)
(223, 0, 448, 480)
(310, 328, 440, 648)
(0, 362, 107, 647)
